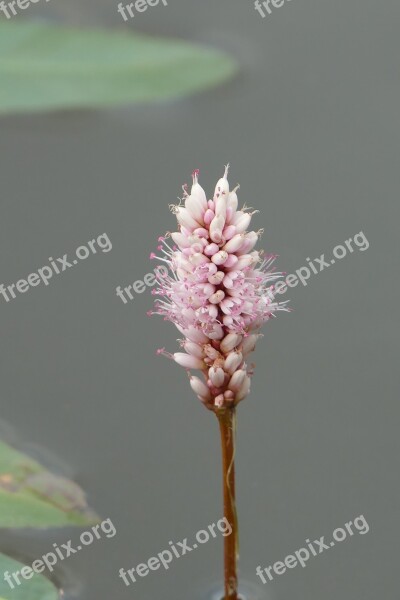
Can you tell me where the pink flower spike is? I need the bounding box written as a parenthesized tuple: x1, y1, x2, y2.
(150, 166, 288, 408)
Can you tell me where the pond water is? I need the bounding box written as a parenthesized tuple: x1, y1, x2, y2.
(1, 0, 399, 599)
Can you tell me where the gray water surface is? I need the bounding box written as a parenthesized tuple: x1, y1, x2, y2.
(1, 0, 399, 599)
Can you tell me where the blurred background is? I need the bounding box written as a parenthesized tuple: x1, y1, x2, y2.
(0, 0, 399, 599)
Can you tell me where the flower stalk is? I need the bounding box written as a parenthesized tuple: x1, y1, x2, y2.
(216, 406, 238, 600)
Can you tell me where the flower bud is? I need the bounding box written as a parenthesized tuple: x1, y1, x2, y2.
(190, 376, 210, 399)
(204, 209, 215, 226)
(222, 225, 236, 241)
(210, 215, 225, 243)
(203, 283, 216, 298)
(178, 326, 208, 344)
(204, 344, 221, 360)
(233, 211, 251, 234)
(227, 185, 239, 213)
(215, 394, 225, 408)
(185, 194, 205, 224)
(240, 334, 260, 355)
(211, 250, 229, 266)
(189, 252, 209, 266)
(215, 195, 227, 221)
(222, 274, 234, 289)
(220, 298, 234, 315)
(191, 175, 208, 210)
(193, 227, 209, 238)
(204, 243, 220, 256)
(173, 353, 204, 370)
(208, 270, 225, 285)
(208, 324, 224, 340)
(228, 369, 246, 391)
(171, 232, 190, 248)
(224, 254, 239, 268)
(183, 341, 204, 358)
(222, 234, 244, 254)
(236, 375, 251, 402)
(213, 166, 230, 203)
(224, 351, 243, 374)
(208, 304, 218, 319)
(220, 333, 242, 353)
(176, 207, 201, 231)
(237, 231, 258, 254)
(235, 254, 254, 270)
(209, 290, 225, 304)
(208, 366, 225, 387)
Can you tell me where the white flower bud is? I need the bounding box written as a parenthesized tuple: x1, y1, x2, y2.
(203, 283, 216, 298)
(220, 298, 234, 314)
(211, 250, 229, 265)
(220, 333, 242, 353)
(215, 194, 227, 221)
(208, 270, 225, 285)
(176, 207, 201, 231)
(215, 394, 225, 408)
(224, 254, 239, 268)
(208, 366, 225, 387)
(235, 254, 254, 270)
(174, 254, 193, 272)
(204, 243, 220, 256)
(178, 326, 208, 344)
(173, 353, 204, 370)
(240, 334, 260, 355)
(208, 324, 224, 340)
(237, 231, 258, 255)
(210, 214, 225, 243)
(207, 262, 218, 275)
(224, 351, 243, 375)
(222, 274, 234, 289)
(191, 177, 208, 211)
(185, 194, 205, 224)
(209, 290, 225, 304)
(233, 211, 251, 234)
(204, 209, 215, 225)
(184, 341, 204, 358)
(208, 304, 218, 319)
(204, 344, 221, 360)
(236, 375, 251, 402)
(228, 369, 246, 391)
(222, 225, 236, 240)
(189, 252, 210, 266)
(190, 376, 210, 399)
(223, 234, 245, 254)
(193, 227, 209, 238)
(227, 185, 239, 213)
(171, 232, 190, 248)
(213, 165, 230, 203)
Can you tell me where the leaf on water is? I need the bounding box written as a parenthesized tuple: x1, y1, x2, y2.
(0, 440, 99, 528)
(0, 553, 59, 600)
(0, 21, 238, 114)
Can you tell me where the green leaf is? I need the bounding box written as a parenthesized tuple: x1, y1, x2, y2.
(0, 21, 237, 114)
(0, 440, 99, 528)
(0, 553, 58, 600)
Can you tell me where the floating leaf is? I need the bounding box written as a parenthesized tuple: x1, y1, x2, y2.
(0, 21, 238, 114)
(0, 440, 98, 528)
(0, 553, 58, 600)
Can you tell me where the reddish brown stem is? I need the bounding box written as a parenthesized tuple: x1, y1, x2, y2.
(217, 407, 238, 600)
